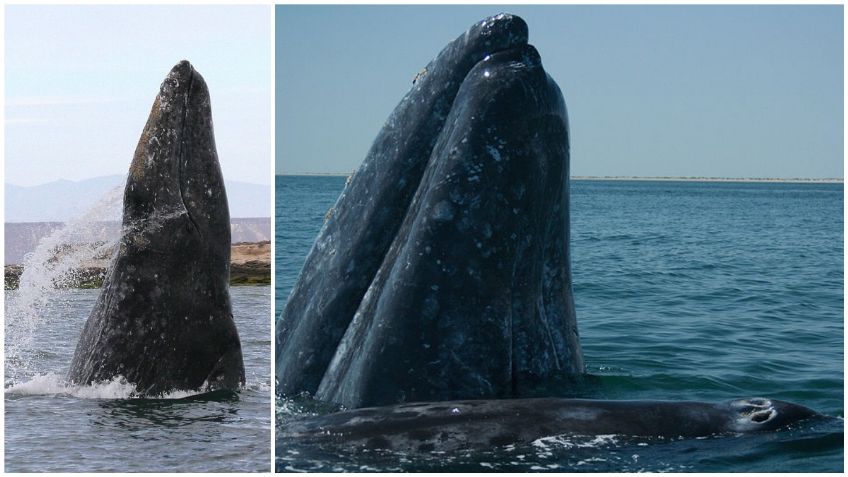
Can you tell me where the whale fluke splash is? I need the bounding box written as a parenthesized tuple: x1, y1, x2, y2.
(67, 60, 245, 396)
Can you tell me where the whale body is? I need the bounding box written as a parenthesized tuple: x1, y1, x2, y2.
(68, 61, 245, 396)
(280, 397, 825, 453)
(277, 13, 582, 409)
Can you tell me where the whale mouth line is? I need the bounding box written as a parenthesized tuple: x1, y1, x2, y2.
(176, 63, 201, 236)
(475, 43, 532, 64)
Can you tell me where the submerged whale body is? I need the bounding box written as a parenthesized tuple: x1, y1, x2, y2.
(68, 61, 245, 396)
(277, 13, 582, 409)
(280, 397, 825, 453)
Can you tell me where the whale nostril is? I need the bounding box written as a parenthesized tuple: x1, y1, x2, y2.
(730, 397, 772, 410)
(748, 398, 771, 407)
(750, 409, 775, 423)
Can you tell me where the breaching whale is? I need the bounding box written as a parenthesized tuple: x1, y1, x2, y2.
(277, 13, 582, 409)
(276, 12, 831, 442)
(280, 397, 825, 452)
(68, 60, 245, 396)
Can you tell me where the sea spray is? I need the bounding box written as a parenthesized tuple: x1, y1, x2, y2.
(4, 373, 222, 400)
(5, 186, 123, 384)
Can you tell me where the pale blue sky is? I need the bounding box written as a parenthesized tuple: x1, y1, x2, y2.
(276, 5, 843, 179)
(6, 5, 272, 186)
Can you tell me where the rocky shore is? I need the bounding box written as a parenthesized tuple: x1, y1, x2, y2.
(4, 241, 271, 290)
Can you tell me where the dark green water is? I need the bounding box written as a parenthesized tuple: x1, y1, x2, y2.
(276, 176, 843, 472)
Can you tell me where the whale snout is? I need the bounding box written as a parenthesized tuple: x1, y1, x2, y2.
(125, 60, 228, 243)
(438, 13, 528, 75)
(472, 12, 528, 51)
(158, 59, 194, 109)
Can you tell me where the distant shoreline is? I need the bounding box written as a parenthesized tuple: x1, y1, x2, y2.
(572, 176, 844, 184)
(4, 241, 271, 289)
(278, 173, 843, 184)
(279, 172, 352, 177)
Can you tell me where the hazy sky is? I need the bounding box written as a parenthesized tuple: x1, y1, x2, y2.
(276, 5, 843, 178)
(6, 5, 272, 187)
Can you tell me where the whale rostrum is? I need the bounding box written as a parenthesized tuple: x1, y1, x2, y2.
(68, 60, 245, 396)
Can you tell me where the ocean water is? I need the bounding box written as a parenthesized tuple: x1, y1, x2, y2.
(275, 175, 843, 472)
(5, 286, 272, 472)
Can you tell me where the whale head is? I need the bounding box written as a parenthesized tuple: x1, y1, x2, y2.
(67, 60, 243, 396)
(123, 60, 230, 271)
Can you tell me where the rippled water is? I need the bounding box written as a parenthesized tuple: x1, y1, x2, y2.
(5, 286, 272, 472)
(275, 176, 843, 472)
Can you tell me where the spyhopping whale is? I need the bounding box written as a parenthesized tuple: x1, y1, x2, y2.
(68, 61, 245, 396)
(277, 12, 581, 410)
(275, 12, 830, 442)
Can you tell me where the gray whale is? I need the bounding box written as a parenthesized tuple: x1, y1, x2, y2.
(68, 61, 245, 396)
(277, 12, 581, 409)
(280, 397, 825, 453)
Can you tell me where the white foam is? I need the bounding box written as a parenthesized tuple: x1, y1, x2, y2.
(6, 373, 135, 399)
(5, 373, 223, 400)
(532, 433, 620, 451)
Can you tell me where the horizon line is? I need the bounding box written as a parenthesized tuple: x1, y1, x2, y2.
(276, 173, 844, 183)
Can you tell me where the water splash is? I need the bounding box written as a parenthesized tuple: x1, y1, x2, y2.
(5, 186, 123, 384)
(4, 373, 226, 400)
(5, 373, 136, 399)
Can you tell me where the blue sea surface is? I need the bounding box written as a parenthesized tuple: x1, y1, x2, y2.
(275, 175, 843, 472)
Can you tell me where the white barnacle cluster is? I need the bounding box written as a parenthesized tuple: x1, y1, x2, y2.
(157, 70, 184, 114)
(465, 159, 484, 183)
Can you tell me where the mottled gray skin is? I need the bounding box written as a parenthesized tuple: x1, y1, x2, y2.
(280, 397, 824, 453)
(277, 13, 582, 408)
(67, 61, 245, 396)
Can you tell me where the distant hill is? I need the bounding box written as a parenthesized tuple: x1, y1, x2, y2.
(5, 175, 271, 222)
